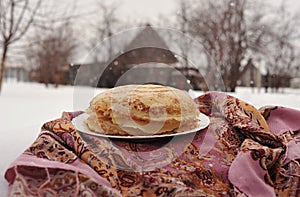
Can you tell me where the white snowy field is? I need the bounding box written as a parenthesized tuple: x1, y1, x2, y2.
(1, 81, 300, 194)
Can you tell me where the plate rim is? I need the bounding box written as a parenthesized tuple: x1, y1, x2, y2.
(72, 112, 210, 140)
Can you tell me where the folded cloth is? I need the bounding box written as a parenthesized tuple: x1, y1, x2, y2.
(5, 91, 300, 196)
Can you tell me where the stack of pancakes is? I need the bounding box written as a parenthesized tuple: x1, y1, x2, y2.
(84, 84, 200, 136)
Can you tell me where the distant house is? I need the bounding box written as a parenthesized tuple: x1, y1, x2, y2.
(238, 58, 274, 90)
(238, 59, 291, 90)
(4, 66, 29, 82)
(70, 25, 207, 90)
(290, 77, 300, 88)
(239, 59, 264, 87)
(30, 63, 71, 86)
(69, 62, 106, 86)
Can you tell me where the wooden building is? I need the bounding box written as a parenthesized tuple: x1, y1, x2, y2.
(71, 25, 206, 90)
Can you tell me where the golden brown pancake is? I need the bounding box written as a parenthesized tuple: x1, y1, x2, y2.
(84, 84, 200, 136)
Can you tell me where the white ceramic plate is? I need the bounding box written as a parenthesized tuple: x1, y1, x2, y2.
(72, 113, 210, 140)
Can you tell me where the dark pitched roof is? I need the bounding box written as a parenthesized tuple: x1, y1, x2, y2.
(125, 24, 170, 51)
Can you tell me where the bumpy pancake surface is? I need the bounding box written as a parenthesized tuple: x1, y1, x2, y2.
(84, 84, 200, 136)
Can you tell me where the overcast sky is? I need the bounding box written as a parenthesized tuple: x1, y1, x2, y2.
(6, 0, 300, 66)
(80, 0, 300, 22)
(75, 0, 176, 22)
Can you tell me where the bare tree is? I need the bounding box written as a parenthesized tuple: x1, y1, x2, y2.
(88, 0, 121, 62)
(0, 0, 41, 93)
(17, 0, 79, 87)
(263, 3, 300, 92)
(189, 0, 257, 92)
(26, 23, 76, 87)
(175, 0, 194, 78)
(156, 0, 208, 90)
(184, 0, 300, 92)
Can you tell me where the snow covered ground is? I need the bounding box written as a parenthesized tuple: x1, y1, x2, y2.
(1, 81, 300, 193)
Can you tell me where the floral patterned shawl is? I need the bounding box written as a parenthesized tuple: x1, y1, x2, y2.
(5, 92, 300, 196)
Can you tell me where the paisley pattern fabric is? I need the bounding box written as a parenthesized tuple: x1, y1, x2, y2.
(5, 91, 300, 196)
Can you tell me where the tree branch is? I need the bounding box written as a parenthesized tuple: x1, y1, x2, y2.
(10, 0, 41, 43)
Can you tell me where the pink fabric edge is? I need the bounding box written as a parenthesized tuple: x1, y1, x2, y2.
(283, 140, 300, 166)
(5, 153, 114, 189)
(267, 107, 300, 136)
(228, 152, 276, 197)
